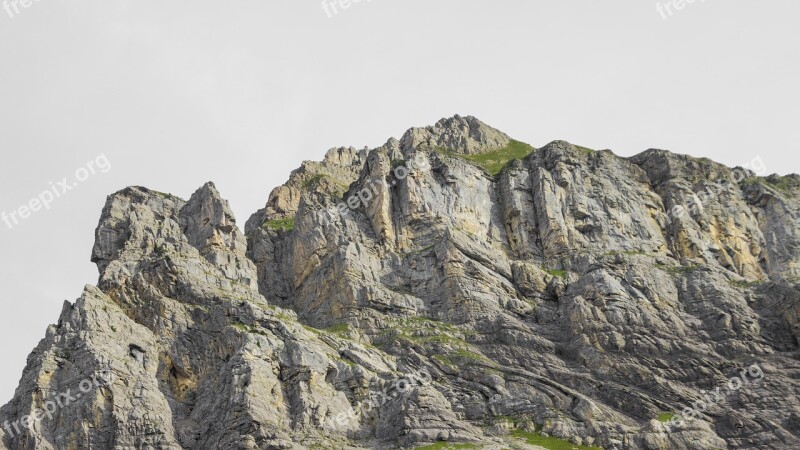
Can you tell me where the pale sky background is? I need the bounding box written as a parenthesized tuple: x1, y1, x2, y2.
(1, 0, 799, 404)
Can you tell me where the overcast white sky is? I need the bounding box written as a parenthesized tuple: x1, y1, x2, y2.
(1, 0, 799, 404)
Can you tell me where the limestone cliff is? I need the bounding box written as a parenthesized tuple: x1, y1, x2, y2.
(2, 115, 800, 449)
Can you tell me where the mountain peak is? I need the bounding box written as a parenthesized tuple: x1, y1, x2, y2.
(400, 114, 512, 155)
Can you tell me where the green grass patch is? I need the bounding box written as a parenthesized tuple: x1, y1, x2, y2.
(545, 269, 568, 279)
(574, 145, 595, 156)
(658, 412, 677, 422)
(276, 312, 293, 322)
(432, 354, 458, 368)
(459, 140, 536, 176)
(510, 430, 601, 450)
(324, 323, 350, 336)
(435, 140, 535, 176)
(262, 217, 295, 232)
(413, 334, 468, 346)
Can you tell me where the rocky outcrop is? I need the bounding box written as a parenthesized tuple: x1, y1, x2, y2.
(257, 146, 370, 223)
(3, 117, 800, 449)
(399, 114, 511, 155)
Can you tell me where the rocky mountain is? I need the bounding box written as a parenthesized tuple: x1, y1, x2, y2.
(2, 115, 800, 449)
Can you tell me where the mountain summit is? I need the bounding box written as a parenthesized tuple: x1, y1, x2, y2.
(2, 117, 800, 449)
(399, 114, 512, 155)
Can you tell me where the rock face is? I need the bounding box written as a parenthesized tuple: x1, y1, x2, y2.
(3, 116, 800, 450)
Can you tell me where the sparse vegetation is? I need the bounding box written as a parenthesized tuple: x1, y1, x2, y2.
(433, 349, 490, 367)
(303, 174, 328, 190)
(655, 264, 700, 276)
(262, 217, 295, 232)
(605, 250, 651, 257)
(575, 145, 595, 156)
(546, 269, 568, 279)
(510, 430, 601, 450)
(413, 443, 477, 450)
(436, 140, 536, 176)
(401, 316, 458, 331)
(658, 412, 676, 422)
(302, 324, 322, 335)
(324, 323, 350, 336)
(377, 316, 469, 350)
(405, 244, 435, 256)
(232, 322, 270, 337)
(451, 349, 487, 361)
(740, 177, 761, 188)
(414, 334, 467, 346)
(729, 279, 762, 289)
(764, 175, 794, 194)
(149, 189, 172, 198)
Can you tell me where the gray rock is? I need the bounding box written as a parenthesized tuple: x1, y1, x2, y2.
(3, 116, 800, 449)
